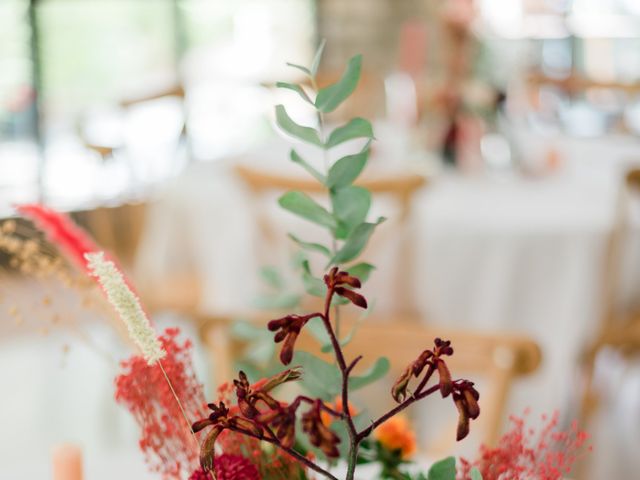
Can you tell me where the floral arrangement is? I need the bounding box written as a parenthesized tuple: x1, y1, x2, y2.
(5, 45, 590, 480)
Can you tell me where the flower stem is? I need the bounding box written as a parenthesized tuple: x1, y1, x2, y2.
(158, 360, 200, 453)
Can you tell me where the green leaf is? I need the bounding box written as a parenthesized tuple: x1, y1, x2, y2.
(325, 118, 374, 149)
(259, 266, 284, 290)
(331, 186, 371, 239)
(278, 191, 337, 229)
(286, 62, 311, 75)
(330, 217, 385, 265)
(276, 82, 313, 105)
(470, 467, 483, 480)
(345, 262, 375, 283)
(315, 54, 362, 113)
(290, 149, 326, 184)
(288, 234, 331, 258)
(274, 105, 322, 146)
(311, 39, 326, 76)
(349, 356, 390, 390)
(253, 292, 302, 310)
(301, 260, 327, 297)
(427, 457, 456, 480)
(292, 351, 341, 400)
(230, 320, 270, 341)
(327, 150, 369, 190)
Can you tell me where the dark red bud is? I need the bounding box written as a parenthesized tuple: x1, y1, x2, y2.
(454, 395, 470, 441)
(192, 418, 213, 433)
(436, 359, 453, 398)
(335, 287, 368, 309)
(200, 424, 223, 471)
(280, 331, 299, 365)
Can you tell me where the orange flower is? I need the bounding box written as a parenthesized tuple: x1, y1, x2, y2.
(374, 415, 417, 459)
(320, 397, 357, 426)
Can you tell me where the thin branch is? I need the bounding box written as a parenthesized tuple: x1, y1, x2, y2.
(230, 427, 339, 480)
(356, 384, 441, 442)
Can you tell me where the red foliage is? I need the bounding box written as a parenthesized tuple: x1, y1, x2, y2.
(16, 204, 100, 271)
(115, 328, 208, 479)
(189, 455, 261, 480)
(458, 411, 590, 480)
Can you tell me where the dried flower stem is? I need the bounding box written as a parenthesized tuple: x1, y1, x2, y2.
(158, 360, 200, 453)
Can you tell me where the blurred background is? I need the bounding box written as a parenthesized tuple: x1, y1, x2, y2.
(2, 0, 640, 478)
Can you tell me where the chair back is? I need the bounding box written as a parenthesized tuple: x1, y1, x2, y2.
(234, 163, 427, 314)
(198, 313, 541, 449)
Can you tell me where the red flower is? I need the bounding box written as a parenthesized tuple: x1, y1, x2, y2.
(458, 411, 591, 480)
(16, 204, 100, 272)
(115, 328, 208, 478)
(189, 455, 261, 480)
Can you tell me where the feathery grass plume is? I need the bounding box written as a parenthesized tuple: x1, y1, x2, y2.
(85, 251, 165, 364)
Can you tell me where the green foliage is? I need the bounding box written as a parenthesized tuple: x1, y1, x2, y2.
(276, 82, 313, 105)
(278, 191, 337, 230)
(427, 457, 457, 480)
(325, 118, 374, 149)
(327, 149, 369, 189)
(288, 234, 331, 258)
(275, 105, 323, 146)
(470, 467, 483, 480)
(292, 351, 341, 400)
(330, 217, 385, 265)
(344, 262, 375, 283)
(290, 149, 326, 184)
(348, 357, 390, 390)
(315, 54, 362, 113)
(331, 186, 371, 239)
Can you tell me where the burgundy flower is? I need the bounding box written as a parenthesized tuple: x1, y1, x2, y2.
(391, 337, 455, 402)
(301, 400, 341, 458)
(452, 380, 480, 441)
(189, 454, 261, 480)
(324, 267, 367, 309)
(268, 313, 320, 364)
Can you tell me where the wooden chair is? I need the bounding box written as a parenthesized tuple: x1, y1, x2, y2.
(80, 83, 187, 162)
(198, 313, 541, 449)
(234, 164, 427, 314)
(579, 169, 640, 423)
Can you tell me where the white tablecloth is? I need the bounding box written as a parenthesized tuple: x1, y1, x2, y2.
(135, 132, 640, 418)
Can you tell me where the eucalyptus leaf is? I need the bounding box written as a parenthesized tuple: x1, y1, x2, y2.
(349, 356, 390, 390)
(259, 265, 284, 290)
(292, 351, 341, 400)
(470, 467, 483, 480)
(331, 186, 371, 239)
(230, 320, 270, 341)
(278, 191, 337, 229)
(290, 149, 326, 184)
(310, 39, 327, 76)
(288, 234, 331, 257)
(276, 82, 313, 105)
(286, 62, 311, 75)
(327, 150, 369, 190)
(427, 457, 456, 480)
(275, 105, 323, 146)
(345, 262, 375, 283)
(330, 217, 385, 265)
(301, 259, 327, 297)
(325, 118, 374, 149)
(253, 292, 302, 310)
(315, 54, 362, 113)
